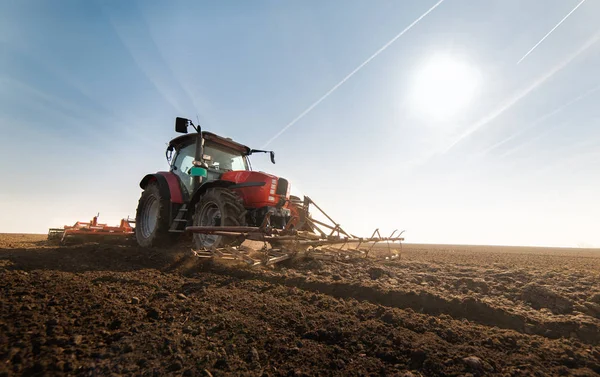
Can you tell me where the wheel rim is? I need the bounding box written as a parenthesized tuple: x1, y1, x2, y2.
(196, 201, 222, 248)
(140, 196, 160, 239)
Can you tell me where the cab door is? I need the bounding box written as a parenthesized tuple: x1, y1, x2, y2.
(170, 142, 196, 196)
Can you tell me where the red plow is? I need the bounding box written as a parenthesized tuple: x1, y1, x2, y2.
(48, 214, 135, 244)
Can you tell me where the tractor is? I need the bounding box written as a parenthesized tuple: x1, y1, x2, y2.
(135, 117, 302, 249)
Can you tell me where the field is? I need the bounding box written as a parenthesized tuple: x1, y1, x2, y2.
(1, 234, 599, 376)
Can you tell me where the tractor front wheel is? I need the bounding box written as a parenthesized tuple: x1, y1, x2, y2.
(135, 183, 172, 247)
(193, 187, 247, 249)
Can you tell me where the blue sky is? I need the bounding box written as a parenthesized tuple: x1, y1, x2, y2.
(1, 0, 599, 247)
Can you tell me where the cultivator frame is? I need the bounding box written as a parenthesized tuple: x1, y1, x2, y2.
(187, 196, 405, 266)
(48, 214, 135, 244)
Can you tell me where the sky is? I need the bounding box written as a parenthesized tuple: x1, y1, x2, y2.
(1, 0, 599, 247)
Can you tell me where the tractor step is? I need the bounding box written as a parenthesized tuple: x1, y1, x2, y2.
(169, 205, 189, 232)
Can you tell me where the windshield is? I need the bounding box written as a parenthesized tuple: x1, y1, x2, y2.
(203, 142, 248, 171)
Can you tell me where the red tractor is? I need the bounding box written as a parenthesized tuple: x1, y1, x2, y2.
(135, 117, 299, 249)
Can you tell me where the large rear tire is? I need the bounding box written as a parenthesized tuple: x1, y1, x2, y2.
(193, 188, 247, 249)
(135, 183, 173, 247)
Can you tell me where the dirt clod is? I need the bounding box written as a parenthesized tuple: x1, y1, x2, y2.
(521, 283, 574, 314)
(169, 361, 183, 371)
(463, 356, 484, 370)
(368, 267, 387, 280)
(589, 293, 600, 304)
(146, 307, 161, 320)
(248, 347, 260, 363)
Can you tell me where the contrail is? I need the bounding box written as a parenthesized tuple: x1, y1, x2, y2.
(262, 0, 446, 148)
(517, 0, 587, 65)
(442, 30, 600, 155)
(480, 83, 600, 156)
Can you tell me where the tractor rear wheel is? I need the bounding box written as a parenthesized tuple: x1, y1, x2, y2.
(193, 187, 247, 249)
(135, 183, 173, 247)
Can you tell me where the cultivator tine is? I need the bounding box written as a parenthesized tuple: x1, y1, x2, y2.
(365, 229, 381, 257)
(337, 239, 348, 253)
(192, 250, 214, 258)
(385, 230, 395, 257)
(396, 230, 405, 255)
(260, 212, 272, 230)
(225, 247, 261, 266)
(264, 251, 291, 266)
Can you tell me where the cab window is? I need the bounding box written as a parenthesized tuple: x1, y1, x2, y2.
(172, 143, 196, 193)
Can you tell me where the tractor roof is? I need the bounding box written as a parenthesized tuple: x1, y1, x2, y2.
(169, 132, 251, 155)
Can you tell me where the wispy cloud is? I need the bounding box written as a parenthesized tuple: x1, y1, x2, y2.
(441, 30, 600, 156)
(516, 0, 587, 65)
(261, 0, 446, 148)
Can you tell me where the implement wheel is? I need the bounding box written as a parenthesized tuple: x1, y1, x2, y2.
(135, 183, 173, 247)
(193, 187, 247, 249)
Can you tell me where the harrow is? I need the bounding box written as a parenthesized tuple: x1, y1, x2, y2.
(48, 214, 135, 244)
(187, 196, 405, 266)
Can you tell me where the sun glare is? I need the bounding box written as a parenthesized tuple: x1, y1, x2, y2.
(409, 54, 481, 122)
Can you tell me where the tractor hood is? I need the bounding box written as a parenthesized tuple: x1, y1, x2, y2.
(221, 170, 290, 208)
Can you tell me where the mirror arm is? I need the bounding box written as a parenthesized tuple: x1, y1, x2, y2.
(248, 149, 276, 164)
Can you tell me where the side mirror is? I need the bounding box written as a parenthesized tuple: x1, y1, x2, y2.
(175, 117, 190, 134)
(165, 145, 174, 163)
(270, 151, 276, 164)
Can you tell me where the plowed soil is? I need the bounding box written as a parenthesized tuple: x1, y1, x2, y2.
(1, 234, 599, 376)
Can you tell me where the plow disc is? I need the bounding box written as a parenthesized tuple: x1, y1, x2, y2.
(187, 196, 405, 266)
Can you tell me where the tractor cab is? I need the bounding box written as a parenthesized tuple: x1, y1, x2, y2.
(167, 132, 251, 196)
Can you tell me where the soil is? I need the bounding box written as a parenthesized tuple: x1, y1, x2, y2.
(1, 233, 599, 376)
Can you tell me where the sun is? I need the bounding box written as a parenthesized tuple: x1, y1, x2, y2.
(408, 54, 481, 122)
